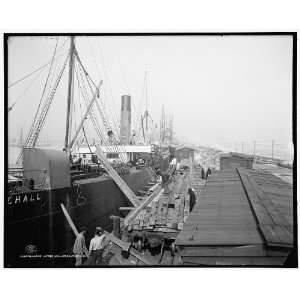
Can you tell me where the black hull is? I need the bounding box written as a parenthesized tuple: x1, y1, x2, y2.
(5, 167, 156, 267)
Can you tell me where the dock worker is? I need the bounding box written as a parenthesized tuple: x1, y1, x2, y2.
(88, 227, 106, 266)
(188, 188, 196, 212)
(206, 167, 212, 180)
(73, 226, 88, 267)
(156, 170, 163, 184)
(169, 156, 177, 176)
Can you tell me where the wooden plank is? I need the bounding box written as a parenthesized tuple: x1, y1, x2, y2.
(124, 183, 163, 226)
(95, 145, 139, 207)
(180, 224, 259, 232)
(237, 168, 293, 247)
(176, 231, 262, 245)
(179, 245, 265, 257)
(60, 204, 89, 258)
(119, 207, 134, 211)
(260, 225, 293, 247)
(237, 169, 274, 225)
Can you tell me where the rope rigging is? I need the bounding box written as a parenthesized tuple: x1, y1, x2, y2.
(76, 57, 131, 164)
(8, 66, 46, 112)
(16, 51, 70, 164)
(85, 36, 120, 136)
(81, 60, 120, 142)
(73, 59, 128, 165)
(94, 39, 121, 135)
(8, 37, 69, 89)
(12, 37, 152, 173)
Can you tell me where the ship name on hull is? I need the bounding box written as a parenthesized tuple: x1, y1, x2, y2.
(8, 193, 41, 205)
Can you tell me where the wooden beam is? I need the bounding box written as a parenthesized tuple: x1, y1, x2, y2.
(119, 207, 134, 211)
(124, 183, 162, 226)
(95, 145, 140, 207)
(60, 203, 89, 258)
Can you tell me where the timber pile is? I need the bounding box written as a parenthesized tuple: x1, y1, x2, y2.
(127, 171, 191, 233)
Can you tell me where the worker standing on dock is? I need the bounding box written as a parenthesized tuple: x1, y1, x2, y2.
(206, 167, 211, 180)
(88, 227, 106, 266)
(188, 188, 196, 212)
(73, 226, 87, 267)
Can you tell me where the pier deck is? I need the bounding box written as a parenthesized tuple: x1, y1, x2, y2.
(175, 168, 294, 266)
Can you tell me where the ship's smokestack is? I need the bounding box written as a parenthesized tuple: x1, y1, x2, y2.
(120, 95, 131, 144)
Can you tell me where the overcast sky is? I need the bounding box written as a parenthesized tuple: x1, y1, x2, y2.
(8, 35, 293, 157)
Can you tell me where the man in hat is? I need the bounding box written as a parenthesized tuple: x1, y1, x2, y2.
(88, 227, 106, 266)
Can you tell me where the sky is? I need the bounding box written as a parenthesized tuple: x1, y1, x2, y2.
(7, 35, 293, 159)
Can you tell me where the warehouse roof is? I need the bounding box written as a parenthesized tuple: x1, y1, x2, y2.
(220, 152, 254, 160)
(175, 167, 294, 266)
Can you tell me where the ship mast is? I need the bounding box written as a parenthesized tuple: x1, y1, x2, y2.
(64, 36, 75, 153)
(145, 70, 148, 133)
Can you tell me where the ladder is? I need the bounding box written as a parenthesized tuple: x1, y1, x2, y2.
(95, 145, 140, 207)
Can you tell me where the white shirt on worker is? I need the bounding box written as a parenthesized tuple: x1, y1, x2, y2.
(89, 234, 105, 251)
(170, 157, 177, 166)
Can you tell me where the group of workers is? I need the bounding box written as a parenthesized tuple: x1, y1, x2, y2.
(73, 226, 109, 267)
(201, 165, 212, 180)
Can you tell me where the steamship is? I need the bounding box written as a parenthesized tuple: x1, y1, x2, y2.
(5, 36, 171, 267)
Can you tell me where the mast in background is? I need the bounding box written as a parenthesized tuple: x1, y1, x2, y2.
(160, 105, 165, 146)
(64, 36, 75, 153)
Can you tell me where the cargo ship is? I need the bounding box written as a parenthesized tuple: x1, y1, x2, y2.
(5, 36, 171, 267)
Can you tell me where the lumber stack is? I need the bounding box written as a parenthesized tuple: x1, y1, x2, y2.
(126, 165, 207, 236)
(127, 172, 191, 233)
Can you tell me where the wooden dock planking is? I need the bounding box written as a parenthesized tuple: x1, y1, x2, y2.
(237, 168, 293, 247)
(175, 167, 294, 266)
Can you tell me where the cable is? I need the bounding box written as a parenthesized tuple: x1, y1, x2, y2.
(77, 40, 120, 141)
(16, 52, 69, 163)
(8, 66, 46, 112)
(82, 125, 93, 156)
(72, 47, 132, 168)
(8, 39, 69, 89)
(24, 38, 60, 145)
(74, 62, 106, 144)
(95, 39, 121, 133)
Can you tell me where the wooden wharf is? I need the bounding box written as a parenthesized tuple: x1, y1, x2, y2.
(175, 167, 294, 266)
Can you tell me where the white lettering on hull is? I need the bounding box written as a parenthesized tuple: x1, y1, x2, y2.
(8, 193, 43, 206)
(15, 195, 21, 204)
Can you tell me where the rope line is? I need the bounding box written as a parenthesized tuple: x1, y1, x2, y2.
(8, 38, 69, 88)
